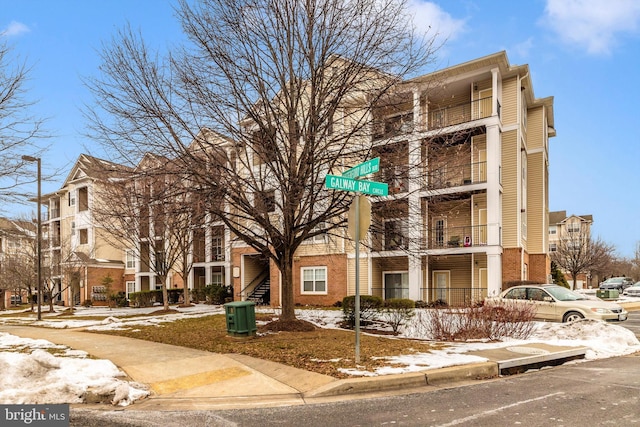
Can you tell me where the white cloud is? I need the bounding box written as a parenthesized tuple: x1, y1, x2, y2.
(513, 37, 535, 58)
(1, 21, 31, 37)
(407, 1, 467, 42)
(544, 0, 640, 54)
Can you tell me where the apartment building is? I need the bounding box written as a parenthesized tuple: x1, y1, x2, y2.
(548, 210, 594, 288)
(36, 51, 554, 309)
(234, 51, 555, 307)
(40, 154, 128, 306)
(0, 218, 35, 308)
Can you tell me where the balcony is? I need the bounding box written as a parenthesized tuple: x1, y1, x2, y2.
(425, 224, 488, 250)
(427, 161, 487, 190)
(372, 96, 498, 141)
(428, 97, 498, 130)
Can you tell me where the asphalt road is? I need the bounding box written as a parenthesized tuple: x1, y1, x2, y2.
(622, 311, 640, 337)
(71, 351, 640, 427)
(69, 311, 640, 426)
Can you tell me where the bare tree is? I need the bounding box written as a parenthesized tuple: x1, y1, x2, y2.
(550, 227, 614, 290)
(0, 41, 48, 207)
(0, 217, 37, 311)
(84, 0, 439, 322)
(92, 155, 204, 311)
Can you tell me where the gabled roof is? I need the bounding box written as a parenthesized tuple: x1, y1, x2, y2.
(549, 210, 593, 225)
(406, 50, 555, 133)
(135, 152, 172, 172)
(0, 217, 34, 236)
(61, 154, 133, 189)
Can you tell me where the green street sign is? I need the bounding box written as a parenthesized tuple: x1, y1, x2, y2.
(325, 174, 388, 196)
(342, 157, 380, 179)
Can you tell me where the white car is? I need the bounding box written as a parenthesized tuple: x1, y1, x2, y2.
(623, 282, 640, 297)
(496, 284, 628, 323)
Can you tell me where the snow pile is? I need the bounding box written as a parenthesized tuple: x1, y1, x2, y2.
(0, 333, 149, 406)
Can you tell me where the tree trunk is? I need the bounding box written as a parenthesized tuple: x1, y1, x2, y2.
(162, 277, 169, 311)
(183, 284, 191, 307)
(279, 253, 296, 321)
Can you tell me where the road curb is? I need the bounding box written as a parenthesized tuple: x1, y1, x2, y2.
(305, 362, 498, 398)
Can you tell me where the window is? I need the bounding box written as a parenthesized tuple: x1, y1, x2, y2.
(549, 225, 557, 235)
(126, 250, 135, 269)
(434, 218, 445, 247)
(68, 191, 76, 207)
(193, 228, 206, 263)
(549, 243, 557, 252)
(155, 251, 165, 272)
(567, 222, 580, 233)
(126, 281, 136, 298)
(304, 222, 327, 244)
(252, 126, 277, 165)
(211, 269, 224, 286)
(384, 272, 409, 299)
(504, 288, 526, 300)
(211, 233, 224, 261)
(78, 187, 89, 211)
(255, 190, 276, 213)
(301, 267, 327, 294)
(71, 221, 76, 236)
(79, 228, 88, 244)
(384, 220, 407, 250)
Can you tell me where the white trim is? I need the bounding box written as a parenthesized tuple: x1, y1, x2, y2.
(301, 266, 328, 295)
(382, 270, 409, 300)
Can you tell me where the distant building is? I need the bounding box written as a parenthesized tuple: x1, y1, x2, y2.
(548, 210, 594, 288)
(0, 218, 35, 307)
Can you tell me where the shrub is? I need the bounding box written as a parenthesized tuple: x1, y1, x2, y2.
(109, 292, 129, 308)
(341, 295, 383, 328)
(129, 290, 163, 307)
(417, 299, 536, 341)
(382, 298, 415, 335)
(204, 284, 232, 305)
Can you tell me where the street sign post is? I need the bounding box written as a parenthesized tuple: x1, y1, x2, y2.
(323, 158, 387, 363)
(348, 195, 371, 241)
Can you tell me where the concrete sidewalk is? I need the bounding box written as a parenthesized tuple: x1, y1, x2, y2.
(0, 325, 588, 411)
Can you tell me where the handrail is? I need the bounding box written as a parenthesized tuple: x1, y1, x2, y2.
(239, 270, 269, 296)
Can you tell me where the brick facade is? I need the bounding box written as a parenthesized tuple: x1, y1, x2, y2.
(502, 247, 523, 288)
(528, 253, 550, 284)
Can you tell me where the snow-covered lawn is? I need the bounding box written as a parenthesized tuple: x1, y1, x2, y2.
(1, 302, 639, 405)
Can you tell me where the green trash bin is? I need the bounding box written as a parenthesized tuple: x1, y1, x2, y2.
(224, 301, 257, 337)
(596, 289, 619, 299)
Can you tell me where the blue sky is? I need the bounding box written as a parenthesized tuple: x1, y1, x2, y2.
(2, 0, 639, 258)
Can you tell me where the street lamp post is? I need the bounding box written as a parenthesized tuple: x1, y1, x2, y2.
(22, 155, 42, 321)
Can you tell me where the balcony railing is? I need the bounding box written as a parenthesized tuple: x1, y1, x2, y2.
(428, 97, 496, 130)
(425, 224, 488, 250)
(373, 97, 498, 141)
(421, 287, 487, 306)
(427, 161, 487, 190)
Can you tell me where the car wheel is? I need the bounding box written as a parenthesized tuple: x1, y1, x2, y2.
(563, 311, 584, 323)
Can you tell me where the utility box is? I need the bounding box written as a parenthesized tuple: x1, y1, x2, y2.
(224, 301, 257, 338)
(596, 289, 619, 300)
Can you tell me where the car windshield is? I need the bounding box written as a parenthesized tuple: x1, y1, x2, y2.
(544, 286, 586, 301)
(605, 278, 623, 284)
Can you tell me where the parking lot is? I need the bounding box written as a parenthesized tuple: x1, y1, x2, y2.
(622, 311, 640, 337)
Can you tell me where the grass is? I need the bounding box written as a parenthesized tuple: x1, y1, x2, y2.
(95, 312, 443, 378)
